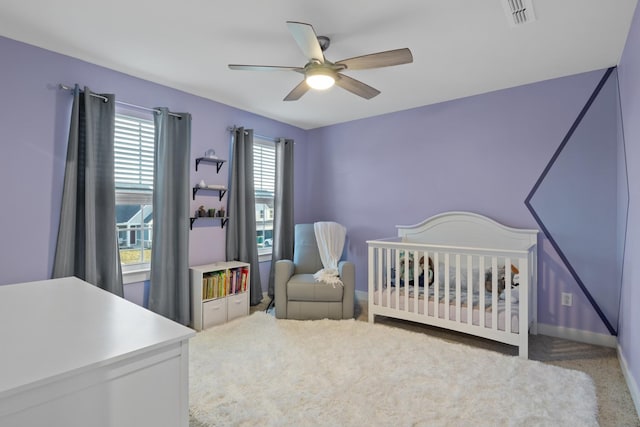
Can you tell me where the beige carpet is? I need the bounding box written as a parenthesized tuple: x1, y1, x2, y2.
(247, 296, 640, 427)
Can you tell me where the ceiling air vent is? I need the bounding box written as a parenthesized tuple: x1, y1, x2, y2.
(503, 0, 536, 26)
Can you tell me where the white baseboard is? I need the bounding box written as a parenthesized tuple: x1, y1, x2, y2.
(618, 345, 640, 420)
(536, 323, 617, 348)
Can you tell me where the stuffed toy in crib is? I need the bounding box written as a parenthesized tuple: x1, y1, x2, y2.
(485, 264, 520, 294)
(395, 252, 434, 287)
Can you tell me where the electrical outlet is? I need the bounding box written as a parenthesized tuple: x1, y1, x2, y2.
(561, 292, 573, 307)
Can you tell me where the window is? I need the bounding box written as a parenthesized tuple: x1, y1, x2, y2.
(254, 138, 276, 255)
(114, 114, 155, 270)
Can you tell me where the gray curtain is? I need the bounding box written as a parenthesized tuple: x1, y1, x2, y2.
(149, 108, 191, 325)
(268, 138, 295, 299)
(226, 127, 262, 305)
(53, 85, 123, 297)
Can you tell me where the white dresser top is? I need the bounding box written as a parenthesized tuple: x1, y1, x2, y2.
(0, 276, 194, 397)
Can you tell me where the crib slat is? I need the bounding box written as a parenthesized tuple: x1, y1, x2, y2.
(444, 253, 450, 320)
(376, 247, 382, 306)
(467, 255, 473, 325)
(479, 256, 485, 328)
(413, 250, 420, 314)
(455, 254, 461, 321)
(403, 251, 410, 312)
(433, 252, 439, 318)
(386, 248, 392, 308)
(395, 250, 400, 310)
(505, 256, 512, 334)
(491, 257, 498, 331)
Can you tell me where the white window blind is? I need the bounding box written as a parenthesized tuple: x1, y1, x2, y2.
(254, 138, 276, 255)
(253, 140, 276, 196)
(114, 115, 155, 190)
(115, 113, 155, 270)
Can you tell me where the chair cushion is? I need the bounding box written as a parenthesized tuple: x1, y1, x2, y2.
(293, 224, 324, 274)
(286, 274, 344, 302)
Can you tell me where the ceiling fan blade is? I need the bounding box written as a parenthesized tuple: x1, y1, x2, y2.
(229, 64, 304, 73)
(335, 74, 380, 99)
(336, 48, 413, 70)
(286, 21, 325, 63)
(283, 80, 310, 101)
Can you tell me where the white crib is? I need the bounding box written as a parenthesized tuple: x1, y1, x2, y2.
(367, 211, 538, 358)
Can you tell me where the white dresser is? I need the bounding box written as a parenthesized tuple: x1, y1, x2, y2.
(0, 276, 194, 427)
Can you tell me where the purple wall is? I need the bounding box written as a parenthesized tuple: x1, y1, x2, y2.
(305, 70, 613, 335)
(0, 35, 306, 290)
(618, 0, 640, 408)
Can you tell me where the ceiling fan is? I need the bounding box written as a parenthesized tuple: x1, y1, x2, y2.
(228, 21, 413, 101)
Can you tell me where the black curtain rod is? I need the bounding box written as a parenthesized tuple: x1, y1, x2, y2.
(59, 84, 183, 118)
(227, 126, 279, 143)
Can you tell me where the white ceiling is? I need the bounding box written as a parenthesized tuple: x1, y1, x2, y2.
(0, 0, 637, 129)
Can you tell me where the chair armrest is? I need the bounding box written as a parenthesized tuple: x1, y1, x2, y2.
(274, 260, 295, 319)
(338, 261, 355, 319)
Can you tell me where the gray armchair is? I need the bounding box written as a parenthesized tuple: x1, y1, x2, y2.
(275, 224, 355, 320)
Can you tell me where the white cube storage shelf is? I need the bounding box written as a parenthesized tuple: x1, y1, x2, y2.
(190, 261, 250, 331)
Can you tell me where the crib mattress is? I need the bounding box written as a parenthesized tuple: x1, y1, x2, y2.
(373, 288, 520, 334)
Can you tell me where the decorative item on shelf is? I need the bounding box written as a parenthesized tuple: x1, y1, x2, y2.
(218, 207, 226, 217)
(199, 179, 206, 188)
(208, 208, 216, 217)
(197, 206, 207, 218)
(205, 149, 217, 159)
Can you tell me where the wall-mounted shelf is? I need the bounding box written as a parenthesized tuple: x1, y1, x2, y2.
(192, 186, 227, 201)
(192, 154, 228, 231)
(195, 157, 226, 172)
(190, 217, 228, 230)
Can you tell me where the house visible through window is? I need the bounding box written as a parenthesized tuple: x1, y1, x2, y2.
(254, 138, 275, 255)
(114, 113, 155, 269)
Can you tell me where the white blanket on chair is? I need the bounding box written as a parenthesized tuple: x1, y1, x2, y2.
(313, 222, 346, 286)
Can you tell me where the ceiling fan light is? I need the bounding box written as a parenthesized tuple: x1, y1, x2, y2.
(306, 68, 335, 90)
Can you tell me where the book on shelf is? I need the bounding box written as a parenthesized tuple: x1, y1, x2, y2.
(212, 274, 218, 299)
(201, 270, 228, 300)
(200, 265, 249, 300)
(241, 267, 248, 292)
(231, 269, 236, 294)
